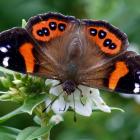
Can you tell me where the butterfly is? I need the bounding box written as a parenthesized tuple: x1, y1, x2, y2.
(0, 12, 140, 95)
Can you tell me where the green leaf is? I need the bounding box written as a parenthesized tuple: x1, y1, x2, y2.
(0, 126, 20, 135)
(0, 108, 22, 123)
(33, 116, 41, 125)
(21, 94, 48, 115)
(0, 67, 15, 75)
(0, 94, 48, 123)
(0, 126, 21, 140)
(17, 125, 53, 140)
(0, 132, 16, 140)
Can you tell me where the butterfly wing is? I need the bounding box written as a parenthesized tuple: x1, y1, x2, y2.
(0, 27, 59, 79)
(78, 20, 140, 94)
(1, 13, 139, 94)
(0, 13, 80, 81)
(25, 12, 81, 80)
(0, 28, 38, 73)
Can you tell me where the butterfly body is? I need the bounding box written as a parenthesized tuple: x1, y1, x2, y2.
(62, 80, 77, 95)
(0, 12, 140, 94)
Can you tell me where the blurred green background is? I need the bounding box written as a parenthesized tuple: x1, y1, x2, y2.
(0, 0, 140, 140)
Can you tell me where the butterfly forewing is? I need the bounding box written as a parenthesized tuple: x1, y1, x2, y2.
(25, 13, 82, 80)
(0, 27, 61, 80)
(0, 28, 38, 73)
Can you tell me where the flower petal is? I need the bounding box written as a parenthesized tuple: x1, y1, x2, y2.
(50, 114, 63, 125)
(51, 95, 69, 114)
(90, 88, 111, 113)
(78, 85, 90, 96)
(68, 92, 92, 116)
(72, 100, 92, 116)
(134, 95, 140, 104)
(50, 85, 63, 96)
(45, 98, 52, 112)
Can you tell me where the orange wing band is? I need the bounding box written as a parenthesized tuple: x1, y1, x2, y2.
(19, 43, 35, 73)
(109, 61, 129, 90)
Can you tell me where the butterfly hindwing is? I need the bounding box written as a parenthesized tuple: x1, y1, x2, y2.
(113, 52, 140, 94)
(79, 44, 140, 94)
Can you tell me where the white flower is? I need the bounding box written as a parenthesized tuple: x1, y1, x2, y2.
(50, 114, 63, 125)
(45, 79, 111, 117)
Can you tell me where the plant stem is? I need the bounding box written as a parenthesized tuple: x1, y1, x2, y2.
(35, 103, 52, 140)
(41, 132, 50, 140)
(40, 112, 50, 140)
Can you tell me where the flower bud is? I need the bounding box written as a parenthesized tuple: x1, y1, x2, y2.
(49, 115, 63, 125)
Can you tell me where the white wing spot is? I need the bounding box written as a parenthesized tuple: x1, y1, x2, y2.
(135, 83, 140, 88)
(133, 83, 140, 93)
(0, 47, 8, 53)
(136, 71, 140, 74)
(6, 45, 11, 49)
(2, 57, 10, 67)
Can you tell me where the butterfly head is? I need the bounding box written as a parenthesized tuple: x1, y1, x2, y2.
(62, 80, 76, 95)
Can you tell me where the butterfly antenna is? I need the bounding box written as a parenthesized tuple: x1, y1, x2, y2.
(73, 93, 77, 122)
(53, 82, 62, 88)
(42, 91, 62, 113)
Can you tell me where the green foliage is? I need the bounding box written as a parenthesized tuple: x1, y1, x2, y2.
(0, 93, 48, 123)
(0, 126, 20, 140)
(17, 125, 53, 140)
(0, 72, 52, 139)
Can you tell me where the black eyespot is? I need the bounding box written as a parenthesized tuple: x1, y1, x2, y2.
(109, 43, 117, 49)
(58, 23, 66, 31)
(37, 29, 44, 36)
(42, 28, 50, 36)
(89, 28, 97, 36)
(103, 39, 112, 47)
(98, 30, 107, 39)
(49, 22, 57, 30)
